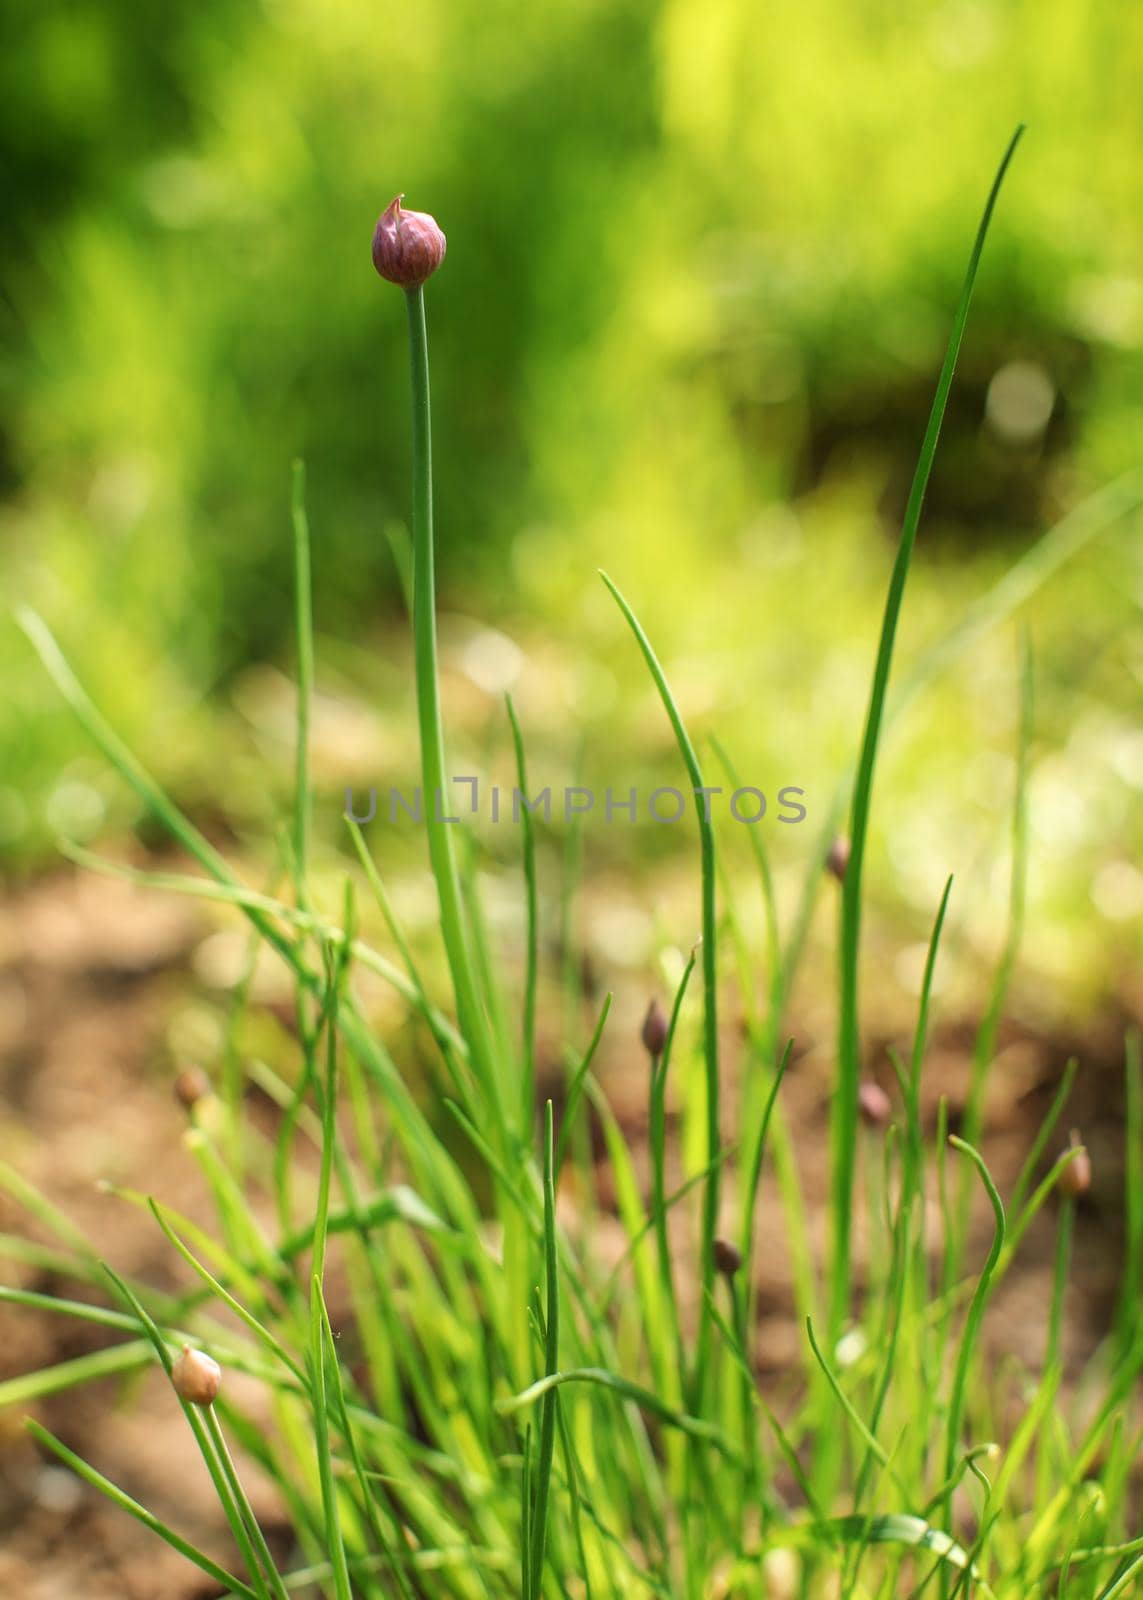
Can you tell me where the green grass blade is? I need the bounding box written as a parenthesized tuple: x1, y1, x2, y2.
(952, 634, 1033, 1275)
(943, 1138, 1006, 1489)
(649, 946, 698, 1401)
(0, 1157, 98, 1261)
(780, 473, 1143, 1054)
(711, 735, 783, 1046)
(999, 1143, 1086, 1273)
(554, 992, 613, 1174)
(0, 1339, 152, 1408)
(204, 1406, 292, 1600)
(102, 1268, 276, 1600)
(1117, 1029, 1142, 1357)
(0, 1287, 147, 1337)
(891, 468, 1143, 729)
(507, 692, 540, 1136)
(19, 615, 475, 1172)
(310, 1277, 354, 1600)
(529, 1101, 561, 1594)
(499, 1369, 743, 1467)
(1009, 1057, 1078, 1219)
(520, 1422, 534, 1597)
(832, 124, 1025, 1338)
(26, 1420, 261, 1600)
(804, 1317, 908, 1499)
(291, 458, 314, 904)
(555, 1400, 594, 1600)
(815, 1514, 996, 1599)
(403, 283, 504, 1140)
(599, 1145, 736, 1317)
(318, 1297, 418, 1600)
(308, 938, 354, 1600)
(705, 1292, 820, 1518)
(148, 1200, 303, 1382)
(586, 1077, 673, 1403)
(1095, 1551, 1143, 1600)
(739, 1037, 794, 1263)
(600, 569, 721, 1410)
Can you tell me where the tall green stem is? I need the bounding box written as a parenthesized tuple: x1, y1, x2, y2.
(830, 126, 1023, 1340)
(290, 459, 313, 900)
(599, 573, 720, 1413)
(404, 285, 502, 1133)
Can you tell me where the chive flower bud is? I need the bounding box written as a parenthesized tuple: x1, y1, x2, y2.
(712, 1237, 743, 1277)
(641, 998, 668, 1059)
(826, 837, 851, 882)
(1059, 1130, 1091, 1198)
(174, 1066, 211, 1113)
(171, 1344, 222, 1406)
(858, 1079, 892, 1129)
(371, 195, 447, 288)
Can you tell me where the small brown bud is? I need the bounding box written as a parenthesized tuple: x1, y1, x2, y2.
(174, 1066, 211, 1113)
(712, 1237, 743, 1277)
(826, 837, 851, 882)
(858, 1079, 892, 1129)
(171, 1344, 222, 1406)
(371, 195, 447, 288)
(1059, 1130, 1091, 1198)
(641, 998, 668, 1058)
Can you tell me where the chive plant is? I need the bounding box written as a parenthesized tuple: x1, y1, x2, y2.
(3, 138, 1142, 1600)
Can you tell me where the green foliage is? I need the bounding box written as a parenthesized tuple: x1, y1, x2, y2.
(4, 3, 1143, 1011)
(5, 590, 1141, 1590)
(3, 131, 1141, 1594)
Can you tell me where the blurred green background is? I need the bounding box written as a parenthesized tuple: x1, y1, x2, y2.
(3, 0, 1141, 1019)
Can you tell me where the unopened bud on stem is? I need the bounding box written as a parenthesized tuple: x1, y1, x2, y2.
(174, 1066, 211, 1113)
(641, 999, 668, 1059)
(371, 195, 447, 288)
(713, 1237, 743, 1277)
(1059, 1129, 1091, 1198)
(826, 837, 851, 882)
(858, 1079, 892, 1129)
(171, 1344, 222, 1406)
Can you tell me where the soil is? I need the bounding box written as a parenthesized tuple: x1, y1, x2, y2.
(0, 868, 1133, 1598)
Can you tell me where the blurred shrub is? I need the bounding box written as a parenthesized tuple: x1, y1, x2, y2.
(2, 0, 1142, 924)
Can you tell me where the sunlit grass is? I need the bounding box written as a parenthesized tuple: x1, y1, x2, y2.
(3, 134, 1142, 1599)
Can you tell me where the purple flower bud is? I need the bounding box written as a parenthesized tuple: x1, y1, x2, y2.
(641, 998, 668, 1058)
(371, 195, 447, 288)
(858, 1079, 892, 1129)
(826, 837, 851, 883)
(712, 1237, 743, 1277)
(1059, 1130, 1092, 1198)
